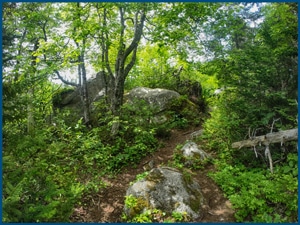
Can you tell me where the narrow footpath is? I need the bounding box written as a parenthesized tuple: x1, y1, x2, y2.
(70, 126, 235, 222)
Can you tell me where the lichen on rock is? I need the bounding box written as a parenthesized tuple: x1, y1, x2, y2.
(124, 167, 204, 220)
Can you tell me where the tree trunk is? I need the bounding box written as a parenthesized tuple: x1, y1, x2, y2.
(27, 40, 39, 134)
(27, 88, 35, 134)
(232, 128, 297, 174)
(111, 8, 146, 136)
(99, 5, 146, 136)
(79, 42, 91, 125)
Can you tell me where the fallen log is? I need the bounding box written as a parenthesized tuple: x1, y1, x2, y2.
(232, 128, 298, 173)
(232, 128, 298, 149)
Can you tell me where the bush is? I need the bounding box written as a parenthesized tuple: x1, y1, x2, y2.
(209, 157, 298, 222)
(2, 128, 86, 222)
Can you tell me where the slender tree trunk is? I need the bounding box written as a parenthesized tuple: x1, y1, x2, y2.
(109, 7, 146, 116)
(98, 4, 146, 136)
(27, 88, 35, 134)
(80, 47, 91, 125)
(100, 7, 111, 105)
(27, 40, 39, 134)
(73, 2, 91, 126)
(75, 38, 90, 125)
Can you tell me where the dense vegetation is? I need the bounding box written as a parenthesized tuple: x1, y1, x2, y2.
(2, 2, 298, 222)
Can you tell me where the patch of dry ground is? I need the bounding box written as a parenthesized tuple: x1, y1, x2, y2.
(70, 127, 235, 222)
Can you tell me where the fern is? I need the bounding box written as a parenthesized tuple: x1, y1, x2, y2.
(2, 179, 25, 222)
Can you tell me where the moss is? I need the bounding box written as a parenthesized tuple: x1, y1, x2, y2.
(52, 87, 75, 108)
(180, 170, 203, 213)
(167, 95, 201, 127)
(126, 195, 150, 218)
(182, 170, 193, 183)
(145, 168, 164, 182)
(189, 192, 203, 212)
(135, 197, 149, 212)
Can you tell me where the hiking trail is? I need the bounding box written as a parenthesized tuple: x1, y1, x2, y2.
(70, 126, 235, 222)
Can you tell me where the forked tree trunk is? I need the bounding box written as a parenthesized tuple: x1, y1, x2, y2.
(102, 6, 146, 136)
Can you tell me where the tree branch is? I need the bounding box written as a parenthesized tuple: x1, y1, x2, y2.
(54, 70, 79, 87)
(124, 47, 137, 76)
(123, 9, 146, 59)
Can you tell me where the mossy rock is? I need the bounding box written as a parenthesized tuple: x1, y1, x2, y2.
(124, 167, 204, 220)
(52, 87, 76, 108)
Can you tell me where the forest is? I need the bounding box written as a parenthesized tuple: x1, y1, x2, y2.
(2, 2, 298, 223)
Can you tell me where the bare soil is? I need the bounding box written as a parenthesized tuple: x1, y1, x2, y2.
(70, 127, 236, 222)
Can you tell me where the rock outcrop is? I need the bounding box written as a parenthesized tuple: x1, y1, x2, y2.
(125, 87, 201, 125)
(124, 166, 204, 220)
(126, 87, 180, 113)
(53, 71, 108, 109)
(54, 82, 201, 126)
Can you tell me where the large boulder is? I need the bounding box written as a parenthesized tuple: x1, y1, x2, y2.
(52, 72, 109, 124)
(124, 166, 204, 220)
(127, 87, 180, 113)
(125, 87, 201, 125)
(53, 72, 108, 109)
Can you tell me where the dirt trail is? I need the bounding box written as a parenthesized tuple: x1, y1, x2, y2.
(70, 127, 235, 222)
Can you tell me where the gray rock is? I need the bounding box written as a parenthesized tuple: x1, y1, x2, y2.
(124, 167, 204, 220)
(56, 71, 108, 108)
(181, 141, 210, 160)
(190, 129, 204, 139)
(127, 87, 180, 113)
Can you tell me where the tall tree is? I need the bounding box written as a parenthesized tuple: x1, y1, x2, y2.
(36, 3, 148, 130)
(2, 2, 56, 133)
(59, 2, 93, 124)
(98, 3, 147, 115)
(203, 2, 297, 139)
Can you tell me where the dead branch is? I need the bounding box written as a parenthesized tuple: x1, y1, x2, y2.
(232, 128, 298, 149)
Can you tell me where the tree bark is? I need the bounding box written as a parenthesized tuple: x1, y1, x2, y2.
(79, 46, 91, 125)
(232, 128, 298, 149)
(54, 70, 79, 87)
(27, 39, 39, 134)
(109, 6, 146, 116)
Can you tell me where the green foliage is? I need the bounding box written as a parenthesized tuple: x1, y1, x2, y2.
(199, 3, 298, 223)
(209, 157, 298, 222)
(3, 2, 297, 223)
(124, 194, 139, 210)
(168, 95, 202, 128)
(125, 43, 177, 90)
(99, 101, 159, 171)
(171, 211, 189, 222)
(130, 171, 150, 186)
(2, 129, 87, 222)
(3, 104, 159, 222)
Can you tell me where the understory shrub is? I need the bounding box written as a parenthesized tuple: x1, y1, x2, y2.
(2, 106, 159, 222)
(2, 128, 87, 222)
(200, 87, 298, 223)
(209, 156, 298, 222)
